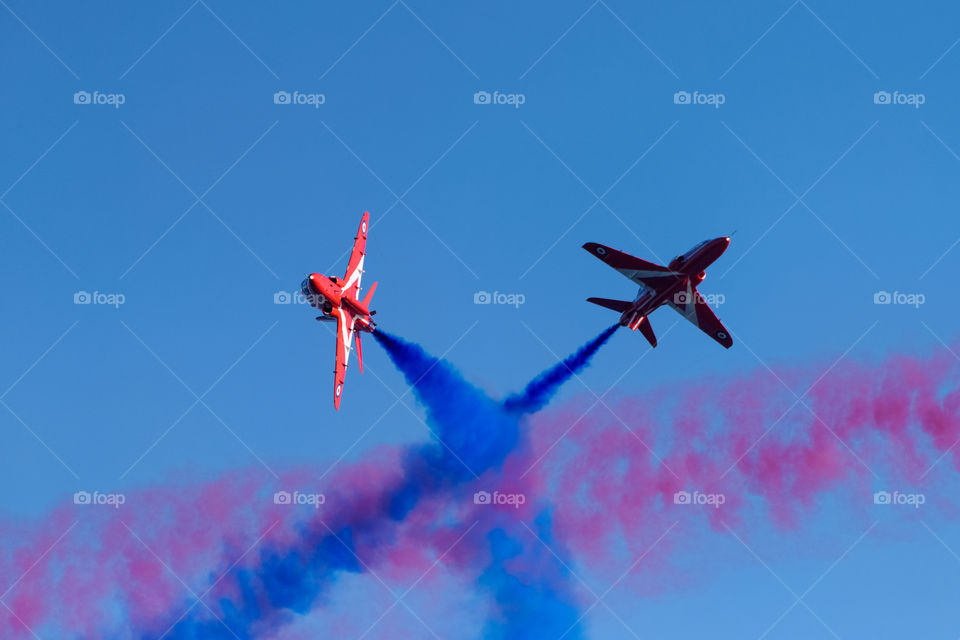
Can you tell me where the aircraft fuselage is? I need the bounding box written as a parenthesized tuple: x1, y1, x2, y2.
(618, 236, 729, 329)
(301, 274, 375, 332)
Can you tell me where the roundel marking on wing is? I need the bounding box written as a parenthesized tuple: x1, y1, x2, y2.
(596, 246, 607, 256)
(335, 384, 342, 397)
(716, 331, 728, 340)
(362, 220, 367, 234)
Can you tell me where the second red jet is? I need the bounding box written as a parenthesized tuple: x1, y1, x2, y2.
(583, 237, 733, 349)
(301, 211, 377, 409)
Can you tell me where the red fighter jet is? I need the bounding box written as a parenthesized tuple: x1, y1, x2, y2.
(582, 237, 733, 349)
(301, 211, 377, 409)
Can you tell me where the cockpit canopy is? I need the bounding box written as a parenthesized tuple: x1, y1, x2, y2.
(300, 277, 326, 308)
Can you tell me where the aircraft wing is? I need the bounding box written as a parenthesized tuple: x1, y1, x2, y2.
(334, 308, 358, 410)
(666, 286, 733, 349)
(582, 242, 681, 292)
(341, 211, 369, 300)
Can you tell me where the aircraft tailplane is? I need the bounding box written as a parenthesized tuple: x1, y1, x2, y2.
(586, 297, 632, 313)
(356, 331, 363, 374)
(637, 316, 657, 348)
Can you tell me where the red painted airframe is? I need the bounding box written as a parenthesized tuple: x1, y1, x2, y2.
(582, 237, 733, 349)
(301, 211, 377, 409)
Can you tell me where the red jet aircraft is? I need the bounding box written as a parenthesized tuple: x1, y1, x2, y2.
(301, 211, 377, 410)
(582, 237, 733, 349)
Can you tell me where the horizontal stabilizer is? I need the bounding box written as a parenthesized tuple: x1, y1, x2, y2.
(587, 297, 632, 313)
(637, 316, 657, 348)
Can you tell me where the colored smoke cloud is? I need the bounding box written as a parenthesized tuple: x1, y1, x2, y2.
(0, 325, 616, 640)
(3, 331, 960, 639)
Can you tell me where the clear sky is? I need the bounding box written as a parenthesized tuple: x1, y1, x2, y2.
(3, 1, 960, 638)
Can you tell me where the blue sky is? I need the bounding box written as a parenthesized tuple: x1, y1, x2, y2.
(3, 1, 960, 637)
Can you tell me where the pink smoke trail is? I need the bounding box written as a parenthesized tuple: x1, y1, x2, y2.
(2, 343, 959, 638)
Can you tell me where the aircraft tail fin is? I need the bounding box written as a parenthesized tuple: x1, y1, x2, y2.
(361, 281, 377, 309)
(586, 297, 632, 313)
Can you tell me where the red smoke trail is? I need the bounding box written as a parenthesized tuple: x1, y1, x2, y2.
(490, 345, 960, 590)
(3, 343, 958, 638)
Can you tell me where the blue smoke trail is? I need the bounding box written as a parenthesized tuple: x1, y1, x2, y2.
(479, 511, 584, 640)
(140, 326, 614, 640)
(504, 323, 619, 414)
(375, 326, 617, 639)
(373, 330, 519, 482)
